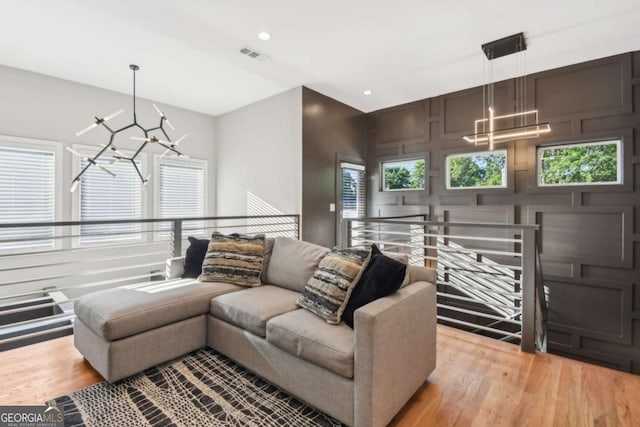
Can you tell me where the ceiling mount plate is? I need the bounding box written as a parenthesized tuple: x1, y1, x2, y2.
(482, 32, 526, 60)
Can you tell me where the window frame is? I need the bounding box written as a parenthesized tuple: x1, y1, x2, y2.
(0, 135, 63, 253)
(445, 148, 508, 190)
(152, 155, 208, 241)
(339, 161, 366, 219)
(71, 144, 148, 248)
(378, 154, 429, 194)
(536, 139, 623, 187)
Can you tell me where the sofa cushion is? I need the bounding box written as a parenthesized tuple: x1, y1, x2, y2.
(183, 237, 209, 278)
(407, 264, 437, 286)
(297, 246, 371, 324)
(199, 232, 265, 287)
(264, 237, 329, 292)
(210, 285, 300, 337)
(266, 309, 354, 378)
(75, 279, 241, 341)
(261, 237, 275, 283)
(341, 245, 407, 328)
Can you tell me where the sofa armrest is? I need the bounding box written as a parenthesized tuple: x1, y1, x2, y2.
(166, 256, 185, 279)
(353, 281, 436, 427)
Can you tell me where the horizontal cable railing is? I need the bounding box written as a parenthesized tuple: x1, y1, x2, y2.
(0, 214, 300, 351)
(345, 216, 541, 353)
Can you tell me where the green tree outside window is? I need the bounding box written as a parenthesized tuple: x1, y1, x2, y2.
(383, 159, 425, 190)
(448, 151, 506, 188)
(538, 141, 619, 185)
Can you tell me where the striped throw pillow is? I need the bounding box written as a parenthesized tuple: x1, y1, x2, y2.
(198, 232, 265, 287)
(297, 246, 372, 324)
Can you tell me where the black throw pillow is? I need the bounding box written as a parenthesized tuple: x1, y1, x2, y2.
(342, 244, 407, 328)
(182, 237, 210, 278)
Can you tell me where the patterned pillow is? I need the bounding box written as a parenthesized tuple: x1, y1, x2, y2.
(297, 246, 372, 324)
(198, 232, 265, 287)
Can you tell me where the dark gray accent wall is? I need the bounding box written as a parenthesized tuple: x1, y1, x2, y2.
(366, 51, 640, 373)
(302, 87, 367, 248)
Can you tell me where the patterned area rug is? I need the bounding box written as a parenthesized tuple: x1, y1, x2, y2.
(48, 349, 345, 427)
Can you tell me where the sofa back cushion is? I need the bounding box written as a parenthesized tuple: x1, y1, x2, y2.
(407, 264, 437, 286)
(264, 237, 329, 292)
(199, 232, 265, 287)
(261, 237, 275, 283)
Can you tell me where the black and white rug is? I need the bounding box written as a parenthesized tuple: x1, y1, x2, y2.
(49, 349, 345, 427)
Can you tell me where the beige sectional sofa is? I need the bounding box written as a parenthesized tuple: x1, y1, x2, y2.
(74, 237, 437, 427)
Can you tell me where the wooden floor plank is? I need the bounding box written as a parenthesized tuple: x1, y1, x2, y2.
(1, 325, 638, 426)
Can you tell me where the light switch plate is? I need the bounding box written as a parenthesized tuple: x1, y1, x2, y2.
(329, 203, 336, 212)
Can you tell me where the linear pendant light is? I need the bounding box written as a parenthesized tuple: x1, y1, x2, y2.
(463, 33, 550, 149)
(69, 64, 188, 192)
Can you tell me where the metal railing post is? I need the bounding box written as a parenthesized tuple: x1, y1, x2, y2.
(171, 219, 182, 258)
(347, 219, 353, 248)
(520, 227, 536, 353)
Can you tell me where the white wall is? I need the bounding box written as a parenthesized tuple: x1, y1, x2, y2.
(0, 64, 217, 218)
(215, 87, 302, 216)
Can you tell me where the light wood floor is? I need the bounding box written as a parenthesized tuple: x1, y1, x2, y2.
(1, 326, 638, 426)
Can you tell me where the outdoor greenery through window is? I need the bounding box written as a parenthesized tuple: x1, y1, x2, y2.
(537, 140, 621, 186)
(446, 149, 507, 189)
(382, 158, 425, 191)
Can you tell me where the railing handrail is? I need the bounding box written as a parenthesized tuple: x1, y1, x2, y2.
(350, 217, 540, 231)
(0, 214, 300, 229)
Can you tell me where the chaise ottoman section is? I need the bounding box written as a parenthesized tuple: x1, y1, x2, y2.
(74, 280, 243, 382)
(74, 314, 207, 383)
(76, 281, 242, 341)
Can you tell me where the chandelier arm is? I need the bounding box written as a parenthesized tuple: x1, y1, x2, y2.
(129, 159, 146, 184)
(156, 141, 182, 156)
(131, 141, 149, 160)
(74, 142, 113, 181)
(111, 122, 138, 134)
(160, 127, 172, 143)
(101, 122, 115, 134)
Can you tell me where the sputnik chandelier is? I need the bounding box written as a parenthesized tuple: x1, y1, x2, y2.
(68, 64, 187, 192)
(463, 33, 550, 150)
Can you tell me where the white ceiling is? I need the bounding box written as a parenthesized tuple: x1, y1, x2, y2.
(2, 0, 640, 116)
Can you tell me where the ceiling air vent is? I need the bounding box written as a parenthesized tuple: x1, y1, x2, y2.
(239, 46, 269, 62)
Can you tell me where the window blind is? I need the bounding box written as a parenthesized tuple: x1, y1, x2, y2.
(79, 155, 142, 244)
(0, 146, 55, 251)
(341, 164, 366, 219)
(158, 159, 205, 237)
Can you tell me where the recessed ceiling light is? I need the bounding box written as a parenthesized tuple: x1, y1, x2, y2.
(258, 32, 271, 41)
(363, 90, 373, 96)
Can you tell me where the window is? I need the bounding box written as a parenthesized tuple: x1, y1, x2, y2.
(155, 157, 206, 237)
(381, 158, 425, 191)
(78, 151, 143, 244)
(446, 149, 507, 189)
(537, 139, 621, 186)
(0, 145, 55, 251)
(340, 162, 366, 219)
